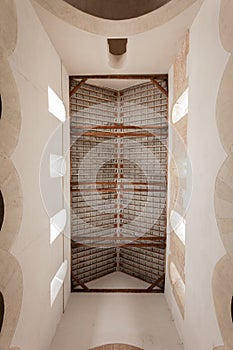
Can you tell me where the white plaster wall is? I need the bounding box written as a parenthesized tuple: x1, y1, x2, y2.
(49, 272, 183, 350)
(165, 0, 229, 349)
(8, 0, 70, 349)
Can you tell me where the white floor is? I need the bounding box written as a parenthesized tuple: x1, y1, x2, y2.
(49, 272, 183, 350)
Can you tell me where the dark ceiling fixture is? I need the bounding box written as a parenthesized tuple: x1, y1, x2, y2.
(63, 0, 172, 20)
(107, 39, 128, 56)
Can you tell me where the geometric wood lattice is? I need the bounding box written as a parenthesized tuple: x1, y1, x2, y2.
(70, 75, 168, 293)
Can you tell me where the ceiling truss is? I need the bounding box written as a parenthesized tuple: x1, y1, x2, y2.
(70, 74, 168, 293)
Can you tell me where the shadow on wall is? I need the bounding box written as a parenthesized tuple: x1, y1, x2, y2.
(0, 191, 4, 230)
(0, 292, 4, 333)
(63, 0, 171, 20)
(89, 344, 143, 350)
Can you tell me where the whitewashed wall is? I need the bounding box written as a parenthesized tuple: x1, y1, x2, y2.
(8, 0, 70, 349)
(165, 0, 229, 349)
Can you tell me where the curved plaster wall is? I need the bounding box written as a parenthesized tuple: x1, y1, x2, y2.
(213, 1, 233, 349)
(33, 0, 202, 36)
(0, 1, 23, 350)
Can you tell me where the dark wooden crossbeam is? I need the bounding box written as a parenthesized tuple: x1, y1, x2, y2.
(70, 74, 168, 80)
(147, 273, 165, 291)
(72, 288, 163, 294)
(70, 78, 87, 97)
(71, 273, 89, 291)
(151, 78, 168, 97)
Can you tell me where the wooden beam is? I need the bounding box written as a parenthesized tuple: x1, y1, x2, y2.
(72, 288, 163, 293)
(71, 273, 89, 291)
(70, 74, 168, 80)
(73, 242, 166, 249)
(74, 236, 166, 242)
(147, 273, 165, 291)
(71, 131, 167, 138)
(71, 188, 166, 193)
(72, 125, 167, 130)
(70, 78, 87, 97)
(150, 79, 168, 97)
(71, 181, 166, 186)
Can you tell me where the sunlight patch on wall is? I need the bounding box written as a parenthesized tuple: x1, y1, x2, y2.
(48, 86, 66, 122)
(50, 260, 68, 306)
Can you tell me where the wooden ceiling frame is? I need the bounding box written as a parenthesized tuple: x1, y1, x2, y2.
(69, 74, 168, 97)
(70, 74, 168, 294)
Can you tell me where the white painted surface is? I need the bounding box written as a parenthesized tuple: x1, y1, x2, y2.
(165, 0, 229, 349)
(8, 0, 70, 349)
(49, 272, 183, 350)
(32, 0, 202, 89)
(48, 86, 66, 122)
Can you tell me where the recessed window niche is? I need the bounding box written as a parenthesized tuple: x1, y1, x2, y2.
(172, 88, 188, 124)
(50, 209, 67, 244)
(0, 191, 4, 230)
(170, 210, 185, 244)
(50, 260, 68, 306)
(50, 154, 66, 178)
(231, 296, 233, 323)
(0, 291, 4, 332)
(48, 86, 66, 122)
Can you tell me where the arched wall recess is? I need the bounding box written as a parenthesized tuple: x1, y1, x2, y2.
(0, 158, 23, 251)
(212, 1, 233, 349)
(0, 94, 2, 120)
(0, 291, 4, 332)
(0, 250, 23, 350)
(0, 191, 4, 231)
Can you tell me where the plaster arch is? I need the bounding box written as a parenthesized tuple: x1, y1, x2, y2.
(33, 0, 203, 36)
